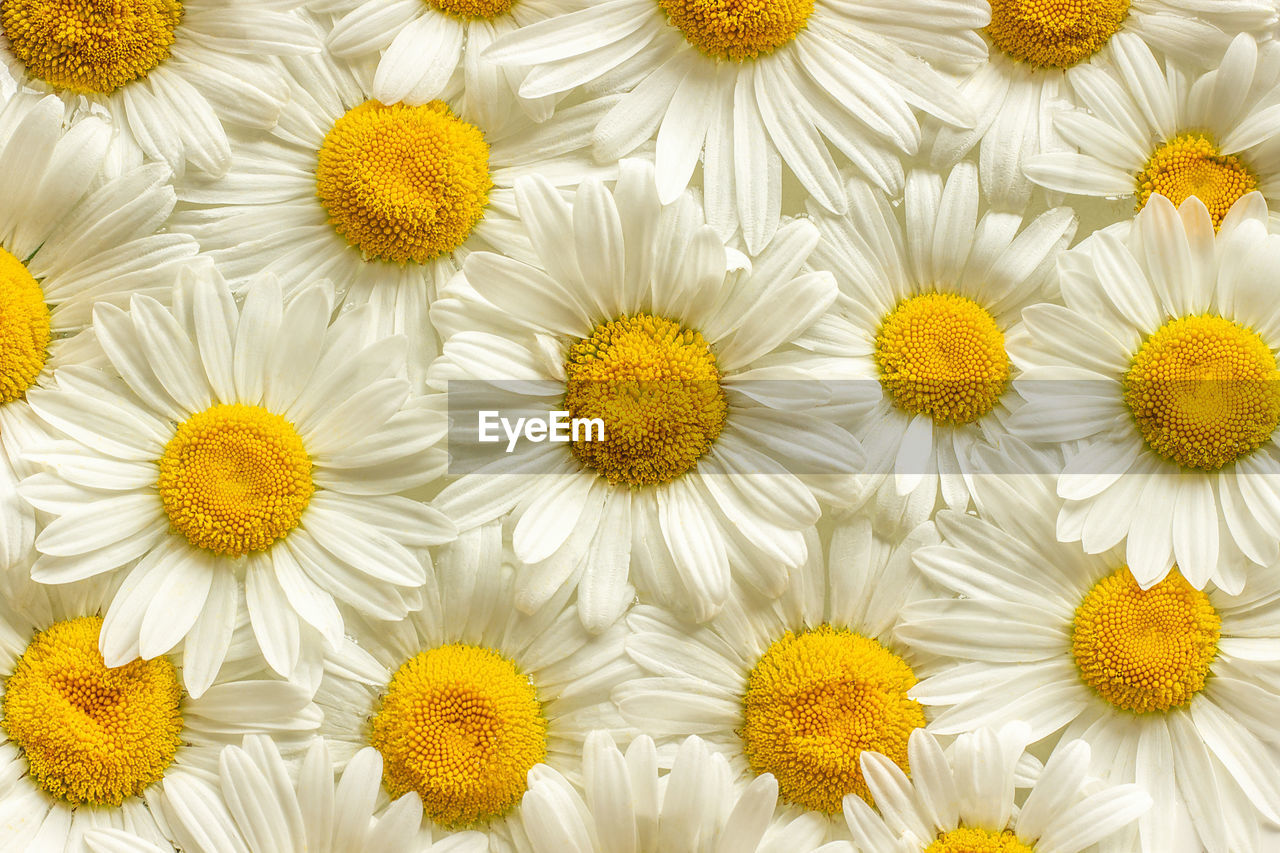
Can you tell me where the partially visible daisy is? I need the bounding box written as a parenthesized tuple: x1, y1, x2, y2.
(173, 33, 620, 384)
(0, 577, 320, 852)
(0, 0, 317, 176)
(1025, 33, 1280, 229)
(843, 725, 1150, 853)
(897, 450, 1280, 853)
(22, 266, 453, 692)
(320, 0, 584, 127)
(521, 732, 853, 853)
(314, 525, 636, 851)
(0, 94, 199, 570)
(932, 1, 1276, 209)
(484, 0, 984, 252)
(798, 163, 1074, 534)
(613, 521, 939, 835)
(1008, 191, 1280, 589)
(428, 159, 865, 630)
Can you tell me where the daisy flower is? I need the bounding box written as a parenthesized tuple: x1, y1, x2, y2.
(313, 525, 635, 851)
(1008, 191, 1280, 589)
(483, 0, 985, 252)
(427, 159, 864, 630)
(897, 450, 1280, 853)
(842, 725, 1150, 853)
(0, 94, 199, 569)
(0, 577, 321, 852)
(933, 0, 1276, 209)
(22, 266, 454, 693)
(613, 521, 938, 833)
(1025, 33, 1280, 229)
(798, 163, 1075, 534)
(0, 0, 317, 176)
(320, 0, 583, 127)
(173, 33, 620, 385)
(520, 732, 853, 853)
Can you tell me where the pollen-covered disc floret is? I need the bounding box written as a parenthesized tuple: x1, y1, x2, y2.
(1136, 134, 1258, 229)
(156, 403, 314, 556)
(1, 616, 183, 806)
(564, 312, 727, 486)
(1, 0, 182, 94)
(316, 99, 492, 264)
(926, 827, 1037, 853)
(874, 292, 1010, 425)
(740, 626, 926, 813)
(428, 0, 514, 18)
(1123, 314, 1280, 471)
(656, 0, 814, 60)
(986, 0, 1129, 68)
(0, 246, 50, 404)
(1072, 567, 1220, 713)
(369, 643, 548, 828)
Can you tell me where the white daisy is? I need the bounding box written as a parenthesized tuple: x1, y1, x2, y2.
(427, 158, 864, 630)
(842, 725, 1150, 853)
(797, 163, 1075, 534)
(0, 94, 199, 570)
(320, 0, 583, 127)
(613, 521, 939, 835)
(897, 450, 1280, 853)
(173, 31, 620, 386)
(1025, 32, 1280, 229)
(314, 525, 635, 851)
(1008, 191, 1280, 590)
(483, 0, 984, 252)
(0, 0, 317, 176)
(932, 0, 1276, 209)
(0, 577, 320, 852)
(22, 265, 454, 693)
(520, 731, 853, 853)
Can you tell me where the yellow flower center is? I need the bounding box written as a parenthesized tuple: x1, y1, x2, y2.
(156, 403, 314, 556)
(986, 0, 1129, 67)
(1136, 133, 1258, 229)
(428, 0, 514, 18)
(316, 99, 492, 265)
(925, 827, 1037, 853)
(564, 313, 726, 486)
(874, 293, 1010, 426)
(0, 247, 49, 404)
(1, 0, 181, 94)
(656, 0, 814, 60)
(369, 643, 547, 829)
(1124, 314, 1280, 471)
(1, 616, 183, 806)
(740, 626, 926, 814)
(1072, 567, 1220, 713)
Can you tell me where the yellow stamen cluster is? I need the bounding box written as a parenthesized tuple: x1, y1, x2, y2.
(1072, 567, 1220, 713)
(740, 626, 926, 813)
(926, 827, 1037, 853)
(157, 403, 314, 556)
(1, 0, 181, 94)
(986, 0, 1129, 68)
(1124, 314, 1280, 471)
(564, 313, 727, 486)
(428, 0, 514, 18)
(316, 99, 492, 265)
(1136, 134, 1258, 229)
(875, 293, 1010, 425)
(1, 616, 183, 806)
(0, 247, 49, 404)
(656, 0, 814, 60)
(369, 643, 547, 828)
